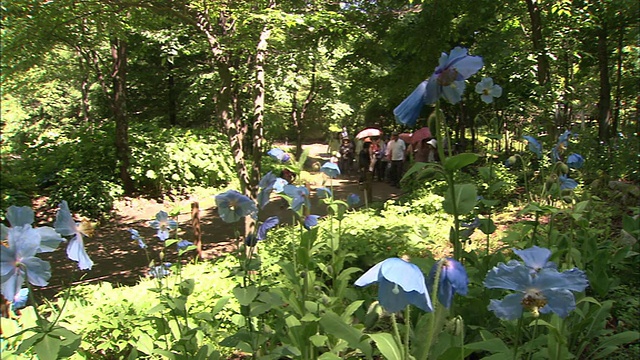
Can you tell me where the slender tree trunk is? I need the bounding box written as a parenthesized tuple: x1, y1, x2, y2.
(168, 61, 177, 126)
(612, 26, 624, 136)
(111, 37, 135, 195)
(251, 26, 270, 198)
(524, 0, 550, 86)
(597, 22, 612, 141)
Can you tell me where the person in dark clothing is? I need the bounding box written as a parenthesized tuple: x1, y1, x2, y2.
(339, 138, 355, 175)
(358, 141, 373, 204)
(358, 141, 371, 182)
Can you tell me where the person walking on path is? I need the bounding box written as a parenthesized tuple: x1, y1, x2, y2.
(339, 138, 355, 176)
(386, 132, 406, 187)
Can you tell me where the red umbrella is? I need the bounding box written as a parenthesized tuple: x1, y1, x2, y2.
(411, 127, 432, 144)
(399, 133, 412, 143)
(356, 128, 382, 139)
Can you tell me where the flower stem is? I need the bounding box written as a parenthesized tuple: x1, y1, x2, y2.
(513, 315, 524, 360)
(391, 312, 404, 358)
(404, 305, 411, 359)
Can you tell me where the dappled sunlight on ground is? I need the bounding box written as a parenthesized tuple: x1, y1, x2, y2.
(34, 144, 402, 300)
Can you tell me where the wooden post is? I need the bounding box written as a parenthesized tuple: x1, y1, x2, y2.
(191, 202, 202, 258)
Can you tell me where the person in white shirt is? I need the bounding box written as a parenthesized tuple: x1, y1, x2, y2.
(386, 132, 406, 187)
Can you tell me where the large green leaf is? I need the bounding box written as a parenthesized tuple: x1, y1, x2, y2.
(319, 311, 362, 348)
(233, 285, 258, 306)
(443, 153, 479, 172)
(443, 184, 477, 215)
(368, 333, 402, 360)
(33, 335, 61, 360)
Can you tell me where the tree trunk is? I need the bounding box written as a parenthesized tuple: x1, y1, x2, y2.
(168, 61, 177, 126)
(251, 26, 270, 197)
(111, 37, 135, 195)
(597, 22, 612, 141)
(612, 26, 624, 136)
(524, 0, 550, 86)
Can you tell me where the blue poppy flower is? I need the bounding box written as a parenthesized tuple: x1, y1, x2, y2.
(320, 162, 341, 178)
(1, 225, 52, 302)
(347, 193, 361, 207)
(566, 153, 584, 169)
(557, 130, 571, 148)
(475, 77, 503, 104)
(523, 136, 543, 158)
(54, 201, 94, 270)
(257, 187, 273, 209)
(484, 260, 588, 320)
(393, 80, 428, 127)
(304, 215, 321, 230)
(267, 148, 291, 162)
(425, 47, 484, 105)
(215, 190, 258, 223)
(552, 130, 572, 161)
(513, 246, 556, 273)
(149, 263, 171, 279)
(273, 178, 288, 193)
(259, 171, 277, 189)
(148, 210, 178, 241)
(559, 175, 578, 190)
(128, 229, 147, 249)
(3, 206, 64, 253)
(257, 216, 279, 241)
(461, 217, 480, 239)
(428, 258, 468, 308)
(283, 185, 310, 212)
(244, 234, 258, 247)
(12, 288, 29, 310)
(176, 240, 194, 251)
(6, 206, 35, 227)
(355, 257, 433, 313)
(316, 187, 332, 199)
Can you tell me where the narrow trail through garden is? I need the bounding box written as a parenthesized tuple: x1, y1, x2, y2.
(37, 143, 402, 298)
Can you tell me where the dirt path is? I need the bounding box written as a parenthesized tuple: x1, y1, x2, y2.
(37, 144, 402, 298)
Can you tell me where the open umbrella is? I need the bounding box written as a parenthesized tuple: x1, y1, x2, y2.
(399, 133, 412, 143)
(356, 128, 382, 139)
(411, 127, 433, 144)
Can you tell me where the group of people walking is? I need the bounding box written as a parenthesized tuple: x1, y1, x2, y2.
(336, 128, 438, 188)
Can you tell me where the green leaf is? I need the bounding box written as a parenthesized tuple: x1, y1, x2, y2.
(317, 352, 342, 360)
(310, 334, 328, 347)
(592, 331, 640, 359)
(233, 285, 258, 306)
(443, 153, 478, 172)
(443, 184, 477, 215)
(319, 311, 362, 347)
(16, 332, 45, 354)
(135, 332, 154, 355)
(466, 338, 510, 353)
(33, 335, 62, 360)
(368, 333, 402, 360)
(478, 218, 497, 234)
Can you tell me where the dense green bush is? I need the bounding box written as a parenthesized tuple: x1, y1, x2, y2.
(128, 125, 236, 196)
(0, 119, 236, 219)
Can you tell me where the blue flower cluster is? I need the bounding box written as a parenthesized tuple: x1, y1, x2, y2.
(217, 168, 362, 246)
(1, 202, 94, 309)
(519, 131, 584, 190)
(394, 47, 487, 127)
(484, 246, 588, 320)
(354, 257, 468, 313)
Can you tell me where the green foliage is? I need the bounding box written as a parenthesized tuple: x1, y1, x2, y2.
(0, 117, 235, 219)
(128, 125, 236, 196)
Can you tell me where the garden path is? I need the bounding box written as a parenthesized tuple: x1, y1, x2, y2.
(36, 144, 402, 299)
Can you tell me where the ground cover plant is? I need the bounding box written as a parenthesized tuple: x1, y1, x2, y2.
(1, 42, 639, 360)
